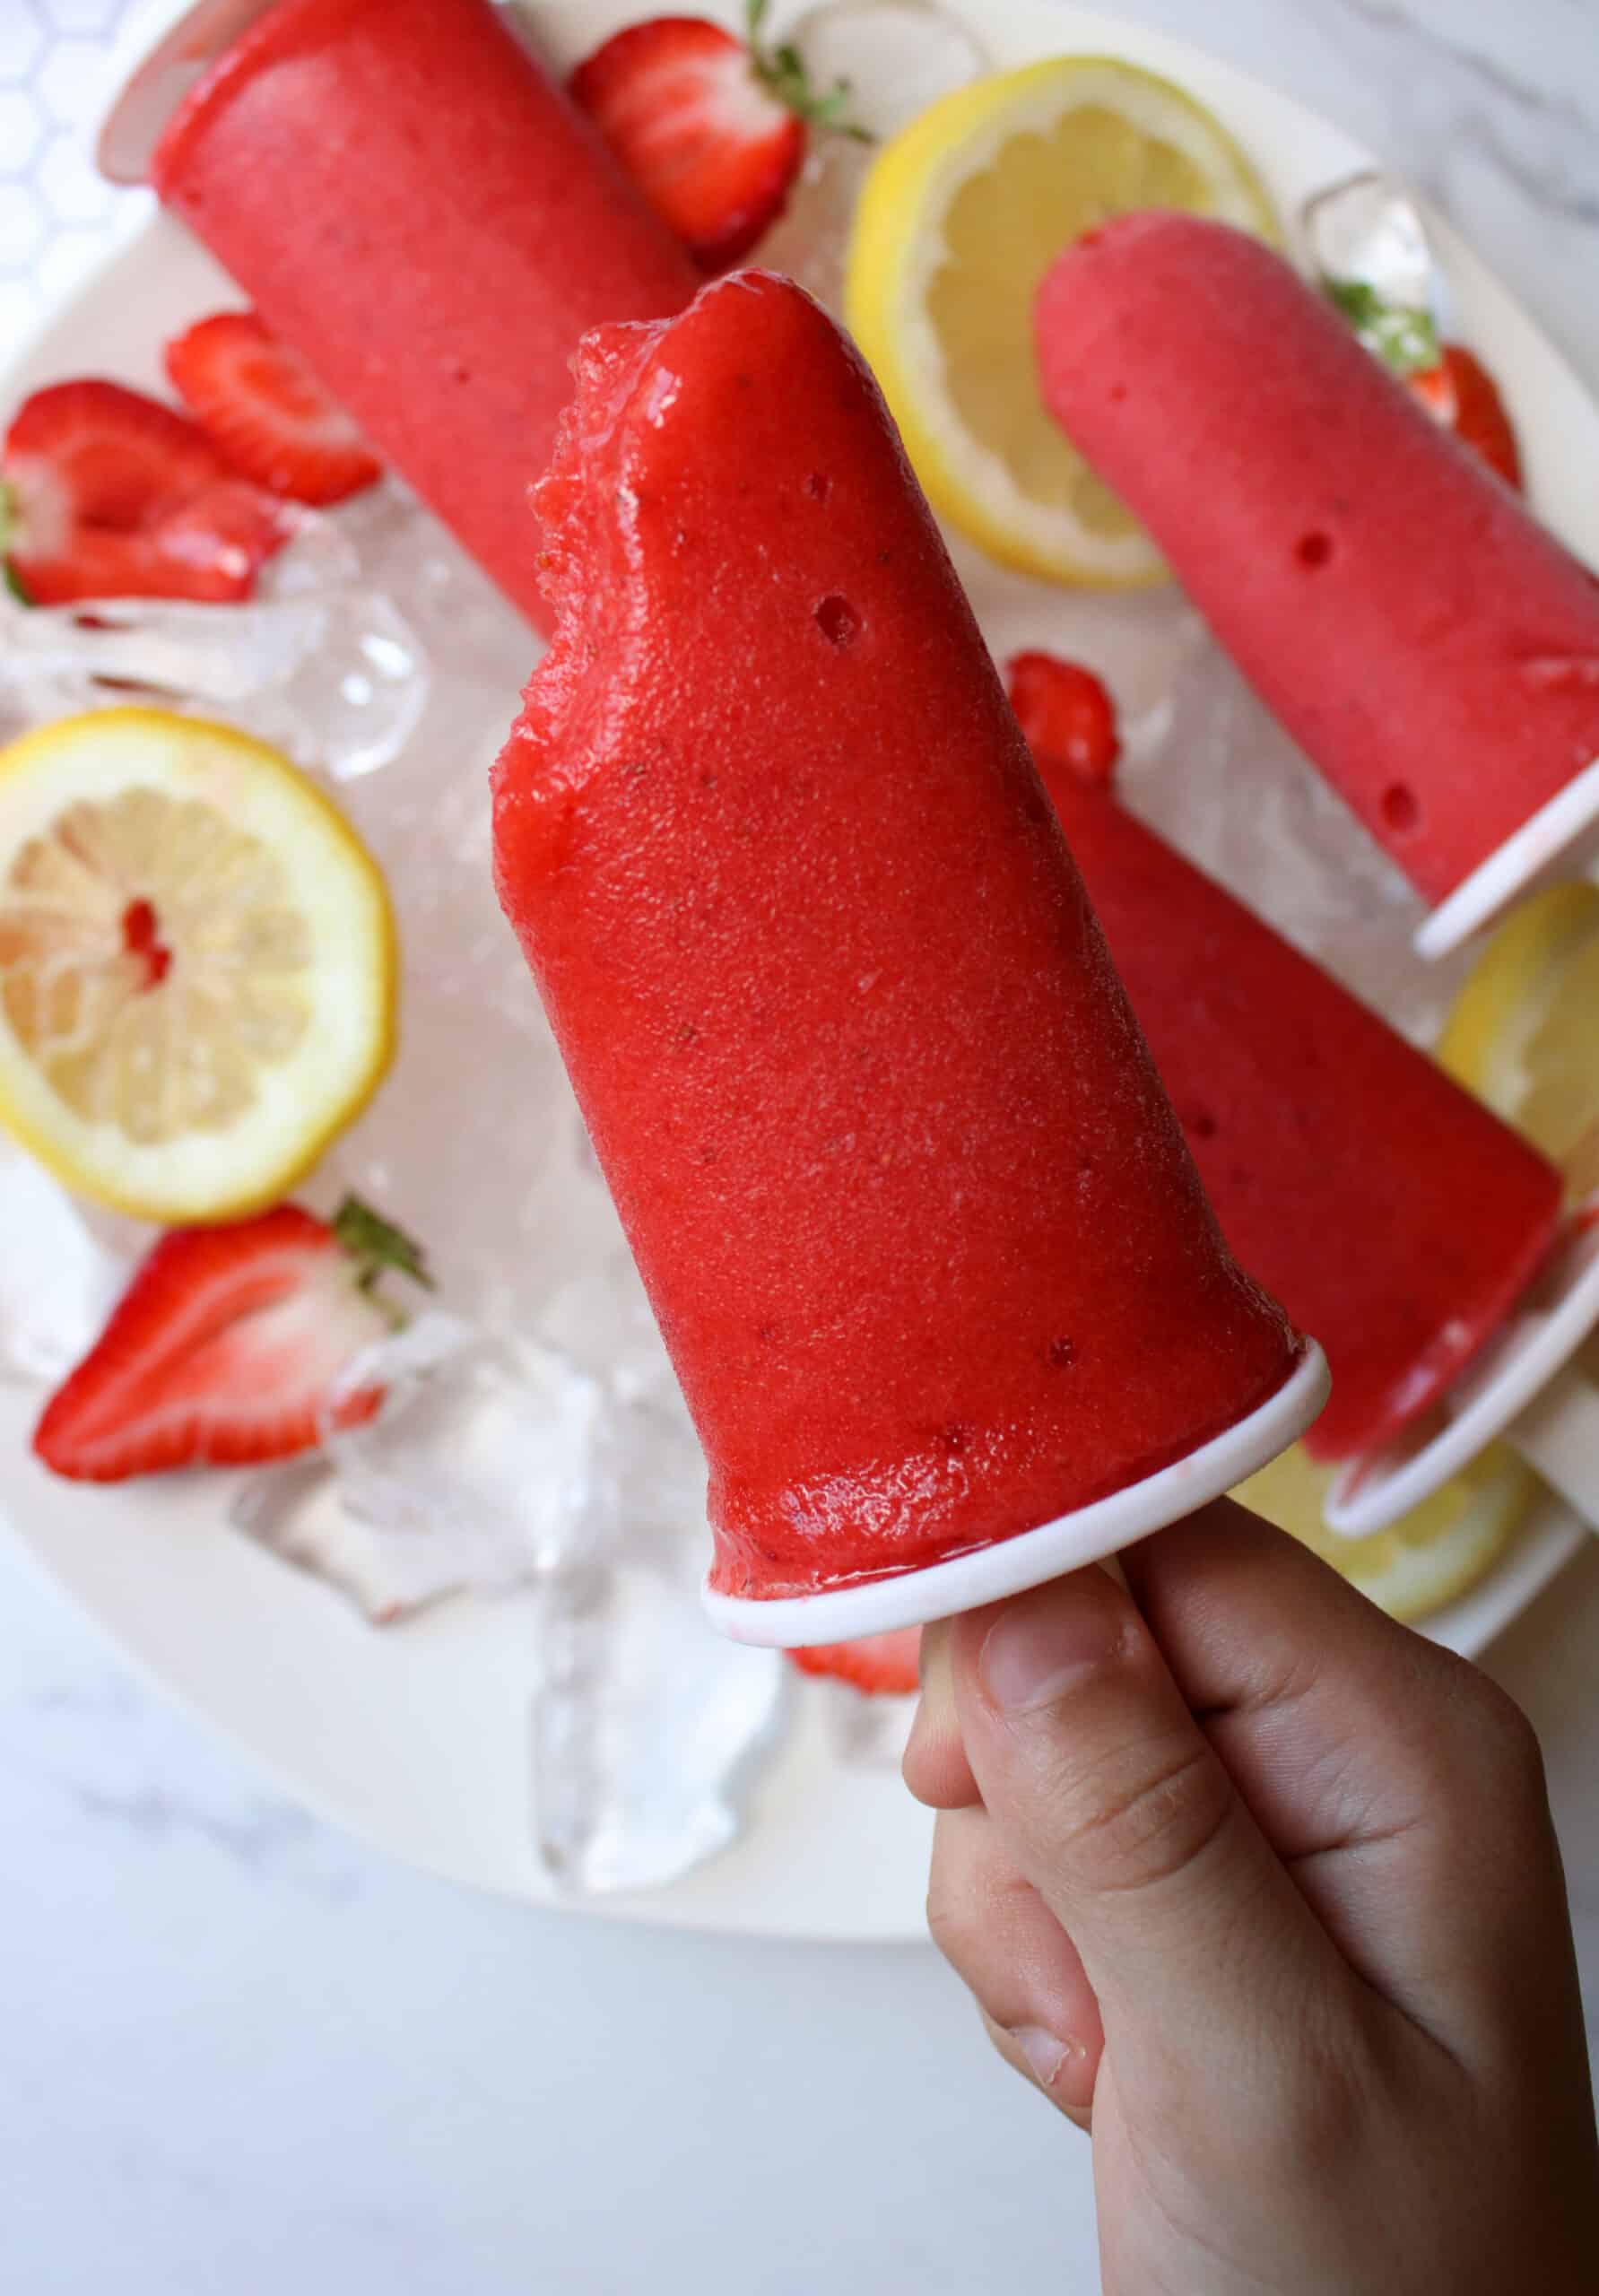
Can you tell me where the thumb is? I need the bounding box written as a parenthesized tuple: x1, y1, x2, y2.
(951, 1561, 1351, 2097)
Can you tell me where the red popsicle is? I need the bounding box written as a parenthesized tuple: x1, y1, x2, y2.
(493, 272, 1307, 1608)
(150, 0, 700, 629)
(1022, 729, 1563, 1464)
(1035, 214, 1599, 909)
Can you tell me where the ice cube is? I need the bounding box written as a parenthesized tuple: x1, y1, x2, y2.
(0, 1142, 128, 1385)
(1299, 170, 1447, 374)
(230, 1317, 609, 1619)
(788, 1, 990, 137)
(0, 586, 429, 781)
(324, 1317, 608, 1572)
(753, 2, 987, 314)
(229, 1457, 482, 1624)
(533, 1559, 786, 1896)
(529, 1368, 786, 1895)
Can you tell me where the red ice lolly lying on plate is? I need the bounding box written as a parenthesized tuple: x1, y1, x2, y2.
(143, 0, 699, 629)
(1022, 733, 1564, 1465)
(1036, 214, 1599, 947)
(492, 271, 1324, 1641)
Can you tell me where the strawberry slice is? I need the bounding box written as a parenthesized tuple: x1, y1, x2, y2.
(1409, 344, 1523, 491)
(2, 378, 293, 606)
(1007, 651, 1122, 787)
(34, 1197, 431, 1484)
(790, 1627, 923, 1697)
(571, 0, 863, 273)
(166, 311, 382, 506)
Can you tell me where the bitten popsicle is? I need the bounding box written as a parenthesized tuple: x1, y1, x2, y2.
(493, 271, 1323, 1639)
(1021, 724, 1564, 1467)
(1035, 214, 1599, 946)
(144, 0, 700, 629)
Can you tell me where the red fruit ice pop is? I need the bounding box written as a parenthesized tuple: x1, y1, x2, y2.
(493, 272, 1323, 1640)
(1021, 720, 1563, 1466)
(1035, 214, 1599, 952)
(140, 0, 700, 629)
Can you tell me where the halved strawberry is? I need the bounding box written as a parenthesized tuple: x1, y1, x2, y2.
(790, 1627, 922, 1697)
(571, 0, 863, 273)
(166, 311, 382, 506)
(2, 378, 293, 606)
(1006, 652, 1122, 787)
(34, 1197, 431, 1484)
(1409, 344, 1523, 491)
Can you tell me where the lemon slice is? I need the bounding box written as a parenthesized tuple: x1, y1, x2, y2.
(1233, 1440, 1535, 1622)
(0, 709, 395, 1223)
(845, 57, 1277, 587)
(1436, 880, 1599, 1204)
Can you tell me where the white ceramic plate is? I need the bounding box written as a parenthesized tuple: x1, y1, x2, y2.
(0, 0, 1591, 1941)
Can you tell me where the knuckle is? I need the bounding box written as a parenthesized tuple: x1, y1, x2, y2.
(925, 1879, 982, 1977)
(1049, 1734, 1233, 1899)
(1473, 1682, 1546, 1794)
(1438, 1661, 1547, 1804)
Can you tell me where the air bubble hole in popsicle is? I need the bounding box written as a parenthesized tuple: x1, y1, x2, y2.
(816, 594, 859, 647)
(1383, 782, 1421, 832)
(1296, 531, 1334, 569)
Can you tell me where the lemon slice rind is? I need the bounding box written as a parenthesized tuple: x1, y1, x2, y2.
(1436, 879, 1599, 1202)
(0, 709, 395, 1224)
(1234, 1440, 1534, 1623)
(847, 57, 1279, 588)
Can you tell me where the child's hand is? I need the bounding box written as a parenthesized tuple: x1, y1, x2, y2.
(906, 1500, 1599, 2293)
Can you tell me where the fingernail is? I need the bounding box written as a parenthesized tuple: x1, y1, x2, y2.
(1007, 2025, 1077, 2090)
(981, 1578, 1125, 1714)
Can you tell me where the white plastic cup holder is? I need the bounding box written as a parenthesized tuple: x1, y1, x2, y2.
(1414, 752, 1599, 962)
(97, 0, 282, 187)
(1326, 1210, 1599, 1539)
(704, 1340, 1330, 1648)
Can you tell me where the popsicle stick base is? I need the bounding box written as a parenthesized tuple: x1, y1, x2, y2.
(1325, 1213, 1599, 1538)
(1414, 752, 1599, 963)
(704, 1340, 1330, 1648)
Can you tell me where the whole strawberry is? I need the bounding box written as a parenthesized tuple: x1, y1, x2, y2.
(1007, 651, 1122, 787)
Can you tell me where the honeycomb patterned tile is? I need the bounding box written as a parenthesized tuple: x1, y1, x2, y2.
(0, 0, 148, 341)
(0, 88, 44, 174)
(0, 7, 47, 84)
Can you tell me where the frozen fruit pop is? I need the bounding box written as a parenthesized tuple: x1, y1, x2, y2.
(1024, 734, 1563, 1465)
(493, 271, 1308, 1612)
(1035, 214, 1599, 910)
(149, 0, 700, 630)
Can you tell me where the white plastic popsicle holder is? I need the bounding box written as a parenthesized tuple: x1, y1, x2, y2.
(98, 0, 284, 185)
(1325, 1208, 1599, 1540)
(1412, 757, 1599, 964)
(705, 1340, 1330, 1648)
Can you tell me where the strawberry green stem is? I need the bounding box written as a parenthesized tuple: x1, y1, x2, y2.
(746, 0, 873, 141)
(333, 1193, 436, 1295)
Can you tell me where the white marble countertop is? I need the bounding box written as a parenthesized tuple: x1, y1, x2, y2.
(1, 3, 1596, 2290)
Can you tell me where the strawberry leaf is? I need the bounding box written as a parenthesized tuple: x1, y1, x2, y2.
(746, 0, 872, 141)
(0, 482, 31, 605)
(333, 1194, 436, 1294)
(1325, 277, 1440, 378)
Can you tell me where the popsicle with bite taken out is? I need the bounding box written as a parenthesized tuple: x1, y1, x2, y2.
(492, 270, 1323, 1638)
